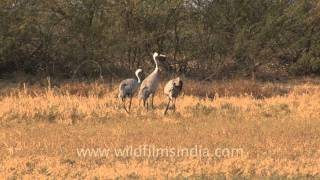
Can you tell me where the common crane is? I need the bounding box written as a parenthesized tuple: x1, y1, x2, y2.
(118, 68, 143, 113)
(163, 77, 183, 115)
(138, 52, 166, 110)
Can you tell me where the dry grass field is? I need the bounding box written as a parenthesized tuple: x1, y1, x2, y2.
(1, 79, 320, 179)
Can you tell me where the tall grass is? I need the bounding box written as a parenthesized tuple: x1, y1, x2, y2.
(0, 79, 320, 178)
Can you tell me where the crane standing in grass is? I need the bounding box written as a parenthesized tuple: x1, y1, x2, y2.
(163, 77, 183, 115)
(138, 52, 166, 110)
(118, 69, 143, 113)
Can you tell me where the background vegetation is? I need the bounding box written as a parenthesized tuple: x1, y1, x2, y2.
(2, 1, 320, 178)
(1, 0, 320, 81)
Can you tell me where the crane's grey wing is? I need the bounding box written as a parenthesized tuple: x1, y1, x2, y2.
(138, 79, 149, 99)
(119, 79, 138, 97)
(164, 78, 183, 99)
(139, 86, 151, 100)
(164, 79, 175, 98)
(139, 71, 159, 94)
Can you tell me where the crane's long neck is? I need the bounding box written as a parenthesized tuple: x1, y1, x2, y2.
(136, 72, 141, 83)
(153, 56, 159, 72)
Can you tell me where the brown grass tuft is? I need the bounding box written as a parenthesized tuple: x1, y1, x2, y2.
(0, 79, 320, 178)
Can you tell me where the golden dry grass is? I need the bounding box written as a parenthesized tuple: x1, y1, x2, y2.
(0, 79, 320, 179)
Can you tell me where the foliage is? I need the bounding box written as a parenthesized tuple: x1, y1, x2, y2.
(1, 0, 320, 79)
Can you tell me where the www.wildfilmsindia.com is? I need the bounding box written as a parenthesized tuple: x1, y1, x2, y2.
(76, 145, 244, 159)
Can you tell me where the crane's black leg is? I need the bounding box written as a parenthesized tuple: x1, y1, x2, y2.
(128, 96, 133, 112)
(118, 97, 122, 108)
(164, 98, 171, 115)
(121, 97, 125, 107)
(122, 98, 129, 113)
(146, 99, 149, 111)
(173, 98, 176, 112)
(151, 94, 155, 109)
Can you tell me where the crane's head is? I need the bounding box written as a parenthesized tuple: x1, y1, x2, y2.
(153, 52, 166, 62)
(135, 68, 143, 76)
(135, 68, 144, 82)
(153, 52, 159, 58)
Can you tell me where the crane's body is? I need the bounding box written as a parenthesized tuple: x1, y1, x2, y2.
(119, 78, 140, 98)
(138, 52, 166, 110)
(163, 77, 183, 114)
(118, 69, 142, 112)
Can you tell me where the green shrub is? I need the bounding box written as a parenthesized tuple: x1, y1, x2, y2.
(290, 53, 320, 75)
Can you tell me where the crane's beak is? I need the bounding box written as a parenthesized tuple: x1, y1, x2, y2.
(156, 54, 167, 63)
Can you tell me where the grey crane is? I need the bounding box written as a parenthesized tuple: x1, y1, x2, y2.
(138, 52, 166, 110)
(118, 68, 143, 113)
(163, 77, 183, 115)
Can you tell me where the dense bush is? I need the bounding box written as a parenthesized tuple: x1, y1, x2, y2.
(290, 53, 320, 75)
(1, 0, 320, 80)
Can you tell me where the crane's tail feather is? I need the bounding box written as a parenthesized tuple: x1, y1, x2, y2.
(138, 87, 151, 108)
